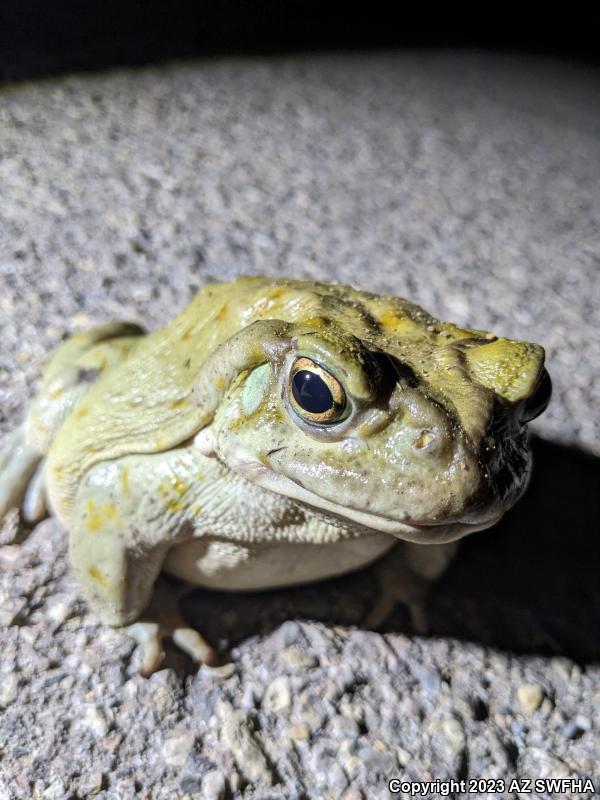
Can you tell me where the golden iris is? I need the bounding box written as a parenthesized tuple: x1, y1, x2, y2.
(289, 357, 346, 424)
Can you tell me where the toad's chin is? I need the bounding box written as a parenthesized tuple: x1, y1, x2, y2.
(229, 454, 502, 545)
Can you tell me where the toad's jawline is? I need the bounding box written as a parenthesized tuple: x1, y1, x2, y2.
(232, 455, 502, 544)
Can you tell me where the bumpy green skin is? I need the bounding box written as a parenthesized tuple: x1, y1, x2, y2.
(0, 277, 546, 627)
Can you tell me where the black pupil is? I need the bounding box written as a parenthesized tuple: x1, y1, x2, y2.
(292, 370, 334, 414)
(521, 369, 552, 423)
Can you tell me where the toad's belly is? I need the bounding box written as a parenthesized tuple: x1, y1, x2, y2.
(163, 534, 395, 591)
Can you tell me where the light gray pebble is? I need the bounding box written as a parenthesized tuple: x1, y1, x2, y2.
(161, 727, 197, 768)
(357, 746, 398, 781)
(263, 676, 291, 713)
(77, 771, 105, 796)
(0, 674, 19, 707)
(0, 510, 19, 545)
(201, 770, 227, 800)
(562, 715, 591, 740)
(277, 647, 318, 671)
(0, 595, 27, 626)
(189, 683, 221, 723)
(519, 747, 571, 778)
(328, 714, 360, 740)
(221, 711, 274, 786)
(270, 621, 306, 649)
(327, 761, 350, 794)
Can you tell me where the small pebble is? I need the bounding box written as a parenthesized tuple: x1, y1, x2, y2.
(152, 686, 175, 717)
(443, 718, 466, 752)
(0, 595, 26, 626)
(228, 771, 242, 793)
(201, 770, 227, 800)
(0, 510, 19, 545)
(161, 728, 196, 767)
(263, 676, 291, 713)
(0, 674, 19, 708)
(70, 312, 92, 327)
(221, 711, 273, 786)
(562, 715, 591, 740)
(288, 723, 310, 741)
(46, 601, 71, 628)
(83, 705, 109, 738)
(328, 715, 360, 740)
(40, 779, 65, 800)
(278, 647, 318, 671)
(517, 683, 544, 713)
(78, 772, 105, 796)
(341, 789, 364, 800)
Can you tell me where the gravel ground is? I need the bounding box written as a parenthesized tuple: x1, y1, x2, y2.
(0, 52, 599, 799)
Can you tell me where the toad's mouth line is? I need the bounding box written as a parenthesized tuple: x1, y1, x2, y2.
(231, 456, 501, 544)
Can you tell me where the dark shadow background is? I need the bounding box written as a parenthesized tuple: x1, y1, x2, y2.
(184, 437, 600, 666)
(1, 1, 600, 81)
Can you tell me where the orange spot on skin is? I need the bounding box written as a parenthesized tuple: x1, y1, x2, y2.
(86, 502, 121, 532)
(104, 504, 120, 521)
(87, 514, 102, 531)
(170, 397, 187, 409)
(215, 376, 226, 390)
(301, 316, 330, 330)
(170, 475, 188, 495)
(217, 303, 229, 320)
(181, 327, 194, 341)
(75, 406, 90, 419)
(121, 468, 130, 496)
(413, 431, 435, 449)
(162, 473, 190, 513)
(87, 566, 107, 586)
(378, 310, 407, 331)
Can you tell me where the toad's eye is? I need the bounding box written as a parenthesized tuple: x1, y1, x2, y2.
(289, 357, 347, 424)
(519, 369, 552, 423)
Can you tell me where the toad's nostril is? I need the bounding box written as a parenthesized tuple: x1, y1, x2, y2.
(413, 430, 436, 450)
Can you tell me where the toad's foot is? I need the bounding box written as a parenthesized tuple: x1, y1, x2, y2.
(0, 425, 47, 525)
(127, 577, 217, 676)
(365, 541, 458, 634)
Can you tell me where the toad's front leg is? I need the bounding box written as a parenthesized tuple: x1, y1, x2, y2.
(67, 452, 216, 674)
(127, 578, 216, 675)
(0, 425, 45, 524)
